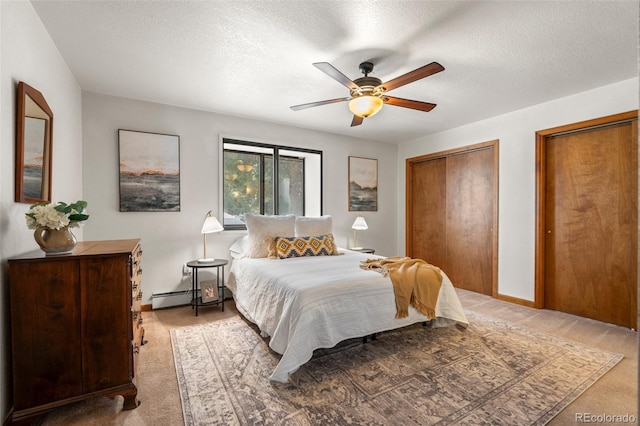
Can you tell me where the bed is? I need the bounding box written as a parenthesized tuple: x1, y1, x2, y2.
(226, 214, 468, 383)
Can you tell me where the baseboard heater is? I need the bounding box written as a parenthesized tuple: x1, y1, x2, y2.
(151, 289, 193, 310)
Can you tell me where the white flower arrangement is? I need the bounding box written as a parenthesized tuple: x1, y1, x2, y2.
(26, 200, 89, 230)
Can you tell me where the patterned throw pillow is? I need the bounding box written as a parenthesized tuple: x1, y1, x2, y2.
(273, 234, 337, 259)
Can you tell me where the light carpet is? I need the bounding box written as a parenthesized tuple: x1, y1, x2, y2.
(170, 311, 622, 425)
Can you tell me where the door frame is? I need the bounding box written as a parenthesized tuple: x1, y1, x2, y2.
(534, 110, 638, 308)
(406, 139, 499, 297)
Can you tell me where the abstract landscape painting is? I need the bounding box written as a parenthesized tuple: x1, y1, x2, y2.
(348, 156, 377, 211)
(118, 130, 180, 212)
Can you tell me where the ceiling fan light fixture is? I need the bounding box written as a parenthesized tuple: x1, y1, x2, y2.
(349, 95, 383, 118)
(291, 60, 443, 126)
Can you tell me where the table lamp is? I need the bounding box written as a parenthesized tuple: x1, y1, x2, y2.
(199, 211, 223, 262)
(351, 216, 368, 249)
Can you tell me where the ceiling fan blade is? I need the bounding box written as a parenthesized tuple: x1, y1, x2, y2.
(379, 62, 445, 92)
(350, 115, 364, 127)
(290, 97, 351, 111)
(383, 96, 437, 112)
(313, 62, 360, 90)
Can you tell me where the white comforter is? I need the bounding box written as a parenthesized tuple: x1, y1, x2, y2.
(227, 249, 469, 383)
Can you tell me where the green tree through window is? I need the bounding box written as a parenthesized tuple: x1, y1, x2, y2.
(222, 139, 322, 229)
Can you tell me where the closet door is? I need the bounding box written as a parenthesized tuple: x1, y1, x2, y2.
(445, 149, 495, 295)
(541, 117, 637, 328)
(410, 158, 446, 268)
(407, 141, 497, 296)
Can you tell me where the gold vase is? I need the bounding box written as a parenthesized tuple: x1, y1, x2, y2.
(34, 226, 77, 255)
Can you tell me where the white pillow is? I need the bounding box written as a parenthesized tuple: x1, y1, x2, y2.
(245, 214, 296, 258)
(229, 235, 249, 259)
(295, 215, 333, 237)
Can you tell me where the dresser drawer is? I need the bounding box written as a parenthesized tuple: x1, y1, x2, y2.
(129, 245, 142, 282)
(131, 274, 142, 298)
(132, 341, 141, 379)
(132, 245, 143, 267)
(133, 320, 143, 345)
(132, 291, 141, 312)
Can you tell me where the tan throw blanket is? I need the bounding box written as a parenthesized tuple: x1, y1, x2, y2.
(360, 257, 443, 319)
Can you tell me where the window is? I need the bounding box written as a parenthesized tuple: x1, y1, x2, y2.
(221, 138, 322, 229)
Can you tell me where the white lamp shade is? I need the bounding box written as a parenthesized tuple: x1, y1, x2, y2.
(352, 216, 368, 230)
(201, 215, 223, 234)
(199, 213, 223, 263)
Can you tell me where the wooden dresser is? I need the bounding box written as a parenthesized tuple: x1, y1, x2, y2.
(8, 239, 144, 424)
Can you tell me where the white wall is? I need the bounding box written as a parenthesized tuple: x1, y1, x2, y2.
(82, 92, 398, 305)
(0, 0, 83, 421)
(397, 77, 639, 302)
(1, 3, 636, 422)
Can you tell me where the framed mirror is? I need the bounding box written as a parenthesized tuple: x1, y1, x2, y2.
(16, 81, 53, 204)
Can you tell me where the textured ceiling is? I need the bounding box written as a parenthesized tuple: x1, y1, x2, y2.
(31, 0, 639, 144)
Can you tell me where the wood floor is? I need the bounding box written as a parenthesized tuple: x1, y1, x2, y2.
(37, 289, 638, 425)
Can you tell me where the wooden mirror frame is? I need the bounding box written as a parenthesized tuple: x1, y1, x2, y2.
(16, 81, 53, 204)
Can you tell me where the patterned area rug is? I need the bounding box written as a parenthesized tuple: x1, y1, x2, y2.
(170, 311, 622, 425)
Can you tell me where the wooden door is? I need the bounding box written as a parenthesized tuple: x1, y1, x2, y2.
(407, 141, 497, 296)
(540, 113, 637, 328)
(446, 149, 495, 295)
(410, 158, 446, 268)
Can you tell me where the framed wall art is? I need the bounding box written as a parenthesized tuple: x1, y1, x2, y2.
(118, 129, 180, 212)
(348, 156, 378, 211)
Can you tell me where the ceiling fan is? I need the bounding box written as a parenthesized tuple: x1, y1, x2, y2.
(290, 61, 444, 127)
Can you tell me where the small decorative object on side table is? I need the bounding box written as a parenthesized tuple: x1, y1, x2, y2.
(186, 259, 228, 316)
(350, 247, 375, 254)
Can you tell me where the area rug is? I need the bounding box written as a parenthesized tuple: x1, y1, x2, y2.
(170, 311, 622, 426)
